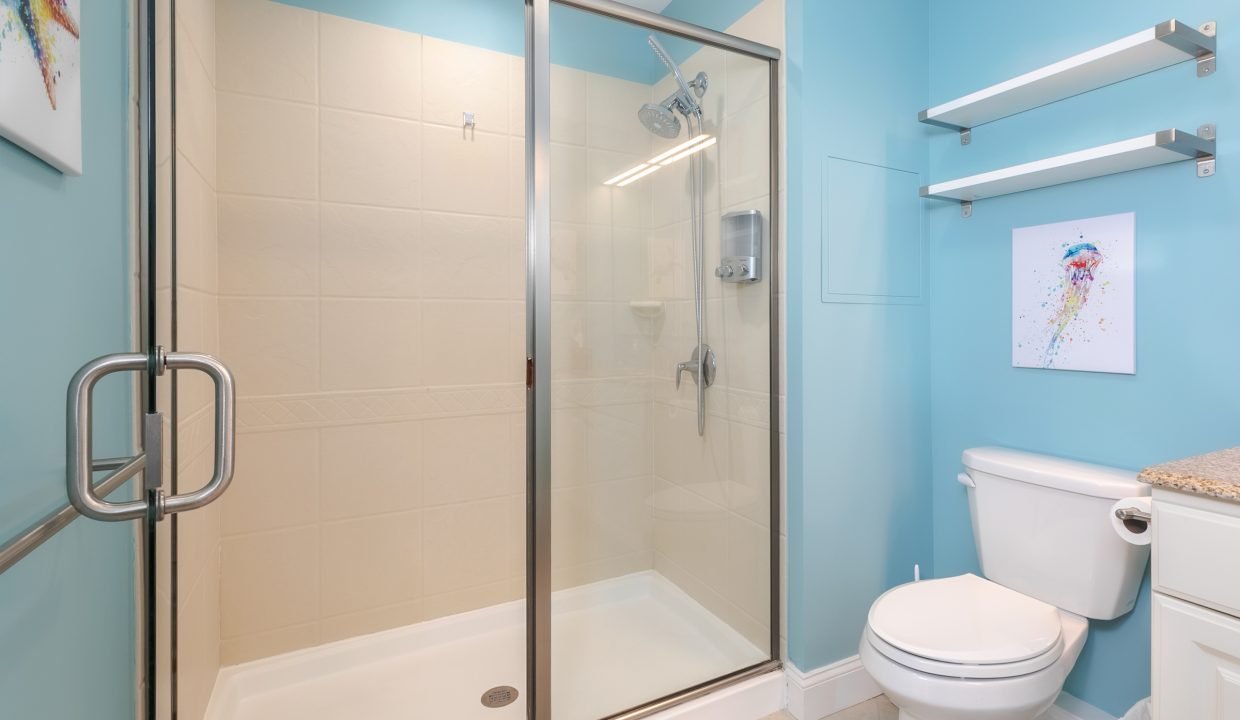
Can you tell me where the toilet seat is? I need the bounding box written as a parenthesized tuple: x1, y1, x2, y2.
(864, 626, 1065, 679)
(866, 574, 1073, 680)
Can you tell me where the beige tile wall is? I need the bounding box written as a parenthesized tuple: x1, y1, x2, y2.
(548, 63, 661, 592)
(159, 1, 225, 718)
(170, 0, 783, 688)
(154, 3, 173, 718)
(210, 0, 665, 666)
(643, 0, 785, 653)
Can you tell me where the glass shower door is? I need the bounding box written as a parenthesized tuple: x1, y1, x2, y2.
(536, 3, 780, 717)
(160, 1, 530, 718)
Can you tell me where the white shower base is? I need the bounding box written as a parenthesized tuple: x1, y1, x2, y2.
(205, 571, 771, 720)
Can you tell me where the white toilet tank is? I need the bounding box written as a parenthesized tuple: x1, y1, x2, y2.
(961, 447, 1150, 620)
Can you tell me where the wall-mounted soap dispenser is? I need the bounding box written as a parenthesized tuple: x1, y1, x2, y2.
(716, 210, 763, 283)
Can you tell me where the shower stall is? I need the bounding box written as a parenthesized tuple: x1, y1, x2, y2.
(148, 0, 781, 717)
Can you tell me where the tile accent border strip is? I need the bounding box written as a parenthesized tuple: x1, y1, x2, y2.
(236, 377, 652, 432)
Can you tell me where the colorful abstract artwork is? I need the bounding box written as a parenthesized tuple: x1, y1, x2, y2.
(0, 0, 82, 174)
(1012, 213, 1135, 374)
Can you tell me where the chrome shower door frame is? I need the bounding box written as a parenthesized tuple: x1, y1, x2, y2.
(525, 1, 783, 717)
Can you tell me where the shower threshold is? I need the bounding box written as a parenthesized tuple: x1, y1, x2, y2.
(205, 571, 769, 720)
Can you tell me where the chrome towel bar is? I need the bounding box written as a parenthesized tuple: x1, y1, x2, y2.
(0, 456, 145, 576)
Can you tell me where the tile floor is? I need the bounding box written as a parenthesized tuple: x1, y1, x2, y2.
(762, 695, 899, 720)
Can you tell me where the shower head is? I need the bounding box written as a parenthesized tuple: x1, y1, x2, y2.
(640, 35, 708, 139)
(639, 102, 681, 138)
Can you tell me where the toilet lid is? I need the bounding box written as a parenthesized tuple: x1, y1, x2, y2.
(868, 574, 1063, 665)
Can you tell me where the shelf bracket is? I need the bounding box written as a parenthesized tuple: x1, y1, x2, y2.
(1198, 54, 1216, 77)
(959, 128, 972, 146)
(1195, 121, 1215, 175)
(1197, 123, 1217, 178)
(961, 200, 973, 218)
(1198, 22, 1217, 78)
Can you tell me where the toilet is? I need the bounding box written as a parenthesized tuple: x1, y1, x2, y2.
(859, 447, 1151, 720)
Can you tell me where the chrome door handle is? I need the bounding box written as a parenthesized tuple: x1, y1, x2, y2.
(161, 352, 236, 516)
(66, 349, 236, 522)
(66, 353, 152, 521)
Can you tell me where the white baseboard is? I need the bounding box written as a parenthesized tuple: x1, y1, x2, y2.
(784, 656, 881, 720)
(783, 660, 1115, 720)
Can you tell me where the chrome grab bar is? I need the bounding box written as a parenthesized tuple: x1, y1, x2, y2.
(66, 350, 236, 522)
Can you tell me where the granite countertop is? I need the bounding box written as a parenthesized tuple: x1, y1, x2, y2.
(1139, 447, 1240, 502)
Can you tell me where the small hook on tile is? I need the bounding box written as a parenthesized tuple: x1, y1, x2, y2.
(463, 111, 476, 140)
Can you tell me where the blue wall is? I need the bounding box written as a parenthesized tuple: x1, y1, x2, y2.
(785, 0, 934, 671)
(0, 3, 136, 718)
(278, 0, 761, 84)
(787, 0, 1238, 714)
(928, 2, 1240, 715)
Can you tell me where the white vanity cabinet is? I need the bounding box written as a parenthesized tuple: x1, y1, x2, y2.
(1152, 488, 1240, 720)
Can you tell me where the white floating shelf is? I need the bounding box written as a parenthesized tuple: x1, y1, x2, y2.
(921, 128, 1215, 207)
(920, 19, 1217, 133)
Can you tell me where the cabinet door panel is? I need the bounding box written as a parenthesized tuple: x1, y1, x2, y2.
(1155, 499, 1240, 615)
(1154, 593, 1240, 720)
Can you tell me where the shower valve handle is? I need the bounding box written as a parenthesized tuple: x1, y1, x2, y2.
(674, 345, 717, 390)
(675, 359, 698, 389)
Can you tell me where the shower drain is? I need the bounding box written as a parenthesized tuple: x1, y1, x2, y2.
(481, 685, 519, 709)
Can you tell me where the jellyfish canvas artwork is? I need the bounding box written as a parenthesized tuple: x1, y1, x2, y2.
(0, 0, 82, 174)
(1012, 213, 1135, 374)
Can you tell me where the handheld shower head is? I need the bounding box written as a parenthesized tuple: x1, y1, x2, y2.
(640, 35, 708, 138)
(649, 35, 699, 112)
(648, 36, 694, 102)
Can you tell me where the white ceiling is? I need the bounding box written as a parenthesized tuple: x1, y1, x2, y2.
(615, 0, 675, 13)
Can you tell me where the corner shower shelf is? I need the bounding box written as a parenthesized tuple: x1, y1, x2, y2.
(628, 300, 665, 318)
(921, 126, 1216, 215)
(920, 19, 1217, 139)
